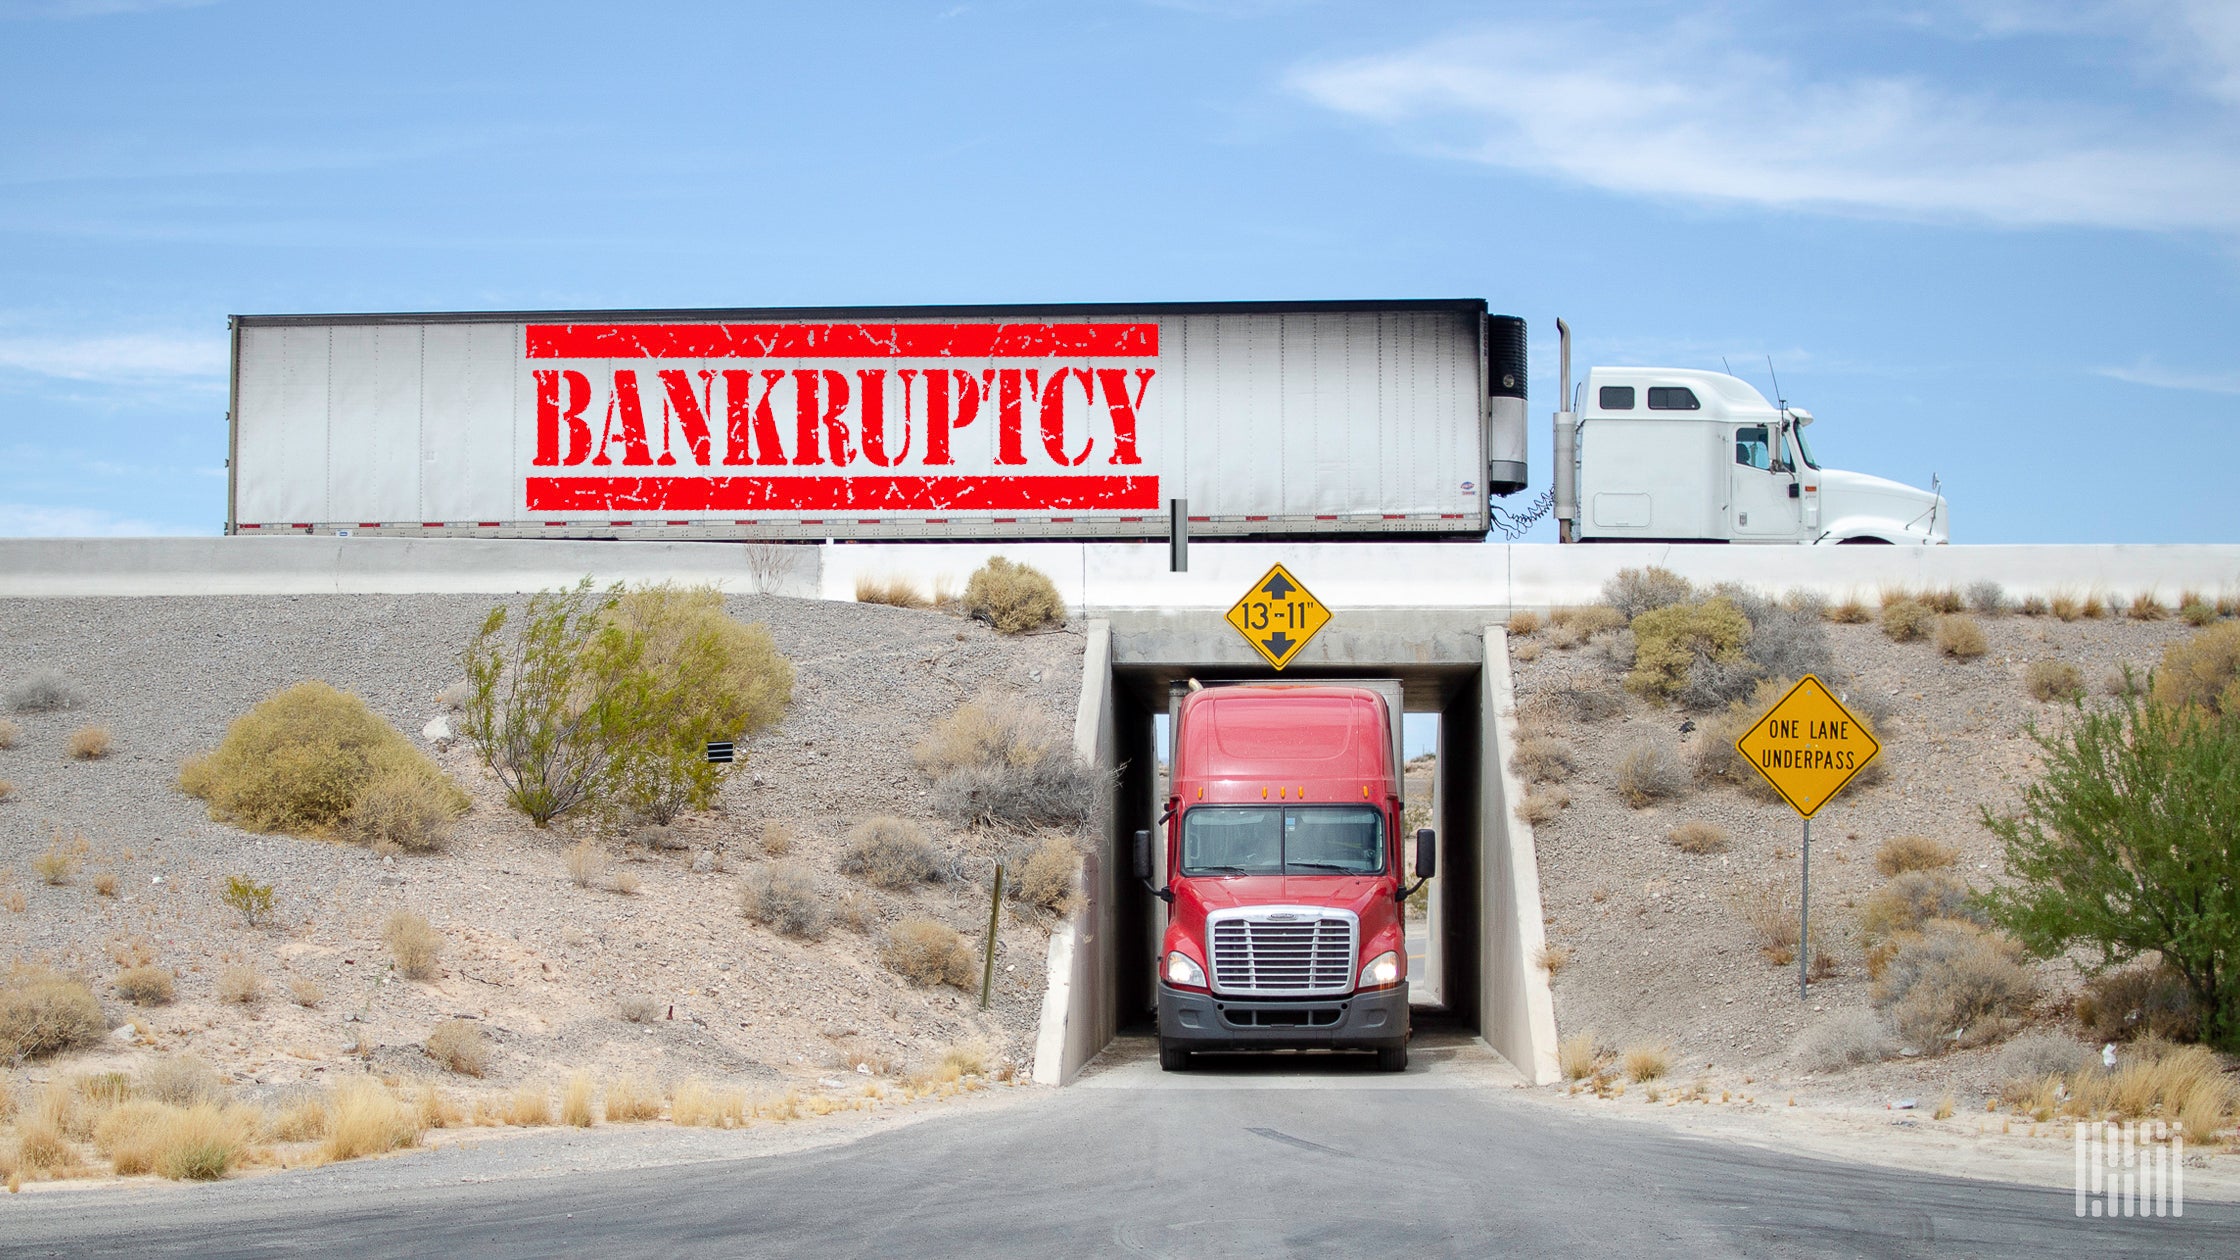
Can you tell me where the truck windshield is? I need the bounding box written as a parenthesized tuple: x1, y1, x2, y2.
(1791, 422, 1821, 469)
(1179, 806, 1385, 876)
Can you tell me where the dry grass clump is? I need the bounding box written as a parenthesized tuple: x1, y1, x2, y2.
(1614, 741, 1689, 808)
(1, 965, 105, 1061)
(288, 977, 324, 1008)
(1934, 615, 1987, 660)
(1827, 594, 1871, 624)
(670, 1079, 747, 1128)
(1506, 610, 1542, 636)
(1549, 604, 1628, 637)
(2074, 962, 2201, 1044)
(140, 1054, 223, 1107)
(1514, 787, 1569, 826)
(1508, 735, 1577, 784)
(840, 816, 943, 889)
(881, 917, 977, 989)
(338, 771, 465, 854)
(1873, 834, 1957, 877)
(1622, 1043, 1671, 1083)
(1666, 821, 1730, 855)
(1729, 878, 1832, 972)
(962, 556, 1065, 633)
(918, 698, 1097, 829)
(215, 964, 263, 1005)
(2049, 591, 2085, 621)
(1999, 1039, 2236, 1143)
(1558, 1032, 1603, 1081)
(1015, 834, 1080, 915)
(322, 1076, 424, 1161)
(2024, 659, 2084, 703)
(914, 698, 1055, 776)
(757, 820, 794, 858)
(1873, 920, 2036, 1050)
(33, 832, 85, 885)
(91, 869, 116, 896)
(66, 725, 113, 760)
(1860, 869, 1983, 947)
(854, 573, 931, 609)
(0, 779, 14, 804)
(426, 1019, 489, 1076)
(502, 1085, 551, 1127)
(97, 1100, 257, 1180)
(565, 837, 606, 889)
(739, 862, 828, 939)
(562, 1073, 597, 1127)
(382, 910, 442, 980)
(2127, 591, 2169, 621)
(603, 1076, 664, 1122)
(2152, 622, 2240, 715)
(2180, 600, 2218, 627)
(617, 996, 662, 1023)
(7, 670, 79, 713)
(1880, 600, 1937, 643)
(2017, 594, 2049, 616)
(0, 719, 17, 749)
(1536, 943, 1571, 977)
(1794, 1010, 1893, 1073)
(179, 681, 467, 841)
(1510, 639, 1542, 663)
(835, 889, 877, 934)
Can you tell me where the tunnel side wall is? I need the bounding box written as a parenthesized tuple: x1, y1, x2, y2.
(1479, 627, 1563, 1085)
(1032, 619, 1117, 1086)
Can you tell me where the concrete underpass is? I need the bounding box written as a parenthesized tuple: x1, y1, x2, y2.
(1033, 611, 1562, 1086)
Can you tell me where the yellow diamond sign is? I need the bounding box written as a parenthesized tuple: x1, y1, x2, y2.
(1224, 563, 1330, 670)
(1734, 675, 1881, 819)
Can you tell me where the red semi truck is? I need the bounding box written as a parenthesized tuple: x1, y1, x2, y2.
(1136, 683, 1434, 1072)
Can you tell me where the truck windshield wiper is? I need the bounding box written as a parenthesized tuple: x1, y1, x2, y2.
(1189, 865, 1258, 875)
(1284, 861, 1367, 873)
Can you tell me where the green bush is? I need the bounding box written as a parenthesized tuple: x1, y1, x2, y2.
(219, 875, 276, 927)
(1985, 692, 2240, 1049)
(2152, 622, 2240, 716)
(962, 557, 1065, 633)
(603, 584, 793, 823)
(179, 681, 466, 838)
(1625, 597, 1751, 701)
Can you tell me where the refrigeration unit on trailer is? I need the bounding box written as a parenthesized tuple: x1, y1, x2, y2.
(225, 300, 1531, 542)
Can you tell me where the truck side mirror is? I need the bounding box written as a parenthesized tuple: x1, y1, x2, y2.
(1414, 828, 1437, 881)
(1133, 829, 1152, 883)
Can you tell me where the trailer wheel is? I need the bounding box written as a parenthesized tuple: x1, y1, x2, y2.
(1375, 1040, 1408, 1073)
(1158, 1041, 1191, 1072)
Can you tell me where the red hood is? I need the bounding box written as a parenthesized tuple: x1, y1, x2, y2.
(1177, 874, 1391, 920)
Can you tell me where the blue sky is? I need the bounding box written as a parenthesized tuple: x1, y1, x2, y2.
(1, 0, 2235, 540)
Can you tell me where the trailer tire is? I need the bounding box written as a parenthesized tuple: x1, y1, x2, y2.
(1158, 1042, 1191, 1072)
(1375, 1040, 1408, 1073)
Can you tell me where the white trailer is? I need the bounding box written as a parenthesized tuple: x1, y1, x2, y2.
(226, 301, 1531, 542)
(1550, 320, 1948, 545)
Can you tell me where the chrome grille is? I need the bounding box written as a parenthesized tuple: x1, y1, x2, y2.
(1207, 908, 1358, 997)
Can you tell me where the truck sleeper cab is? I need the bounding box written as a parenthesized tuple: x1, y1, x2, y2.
(1143, 684, 1431, 1073)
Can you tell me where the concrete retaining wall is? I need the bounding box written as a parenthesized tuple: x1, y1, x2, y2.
(1032, 620, 1115, 1086)
(1479, 626, 1562, 1085)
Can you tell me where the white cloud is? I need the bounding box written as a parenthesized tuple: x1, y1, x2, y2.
(1287, 16, 2240, 233)
(2094, 359, 2240, 394)
(0, 503, 207, 536)
(0, 332, 225, 383)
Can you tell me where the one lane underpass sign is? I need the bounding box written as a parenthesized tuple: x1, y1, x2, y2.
(1733, 675, 1880, 818)
(1224, 563, 1330, 670)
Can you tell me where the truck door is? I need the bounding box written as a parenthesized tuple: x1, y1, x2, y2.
(1729, 425, 1800, 539)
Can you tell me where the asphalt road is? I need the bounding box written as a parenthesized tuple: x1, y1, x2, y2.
(2, 1039, 2230, 1259)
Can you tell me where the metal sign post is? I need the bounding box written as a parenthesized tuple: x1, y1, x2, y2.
(1733, 675, 1880, 1000)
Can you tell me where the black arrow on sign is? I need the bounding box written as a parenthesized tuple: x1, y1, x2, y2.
(1262, 631, 1296, 657)
(1260, 572, 1297, 600)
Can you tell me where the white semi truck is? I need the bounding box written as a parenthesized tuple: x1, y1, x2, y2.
(1552, 319, 1948, 545)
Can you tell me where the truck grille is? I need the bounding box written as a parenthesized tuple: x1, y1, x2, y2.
(1207, 908, 1358, 997)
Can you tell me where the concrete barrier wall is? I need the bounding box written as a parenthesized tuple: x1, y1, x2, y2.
(1032, 620, 1115, 1086)
(1479, 627, 1563, 1086)
(9, 537, 2234, 609)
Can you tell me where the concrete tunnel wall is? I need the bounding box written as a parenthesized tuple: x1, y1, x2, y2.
(1030, 618, 1562, 1086)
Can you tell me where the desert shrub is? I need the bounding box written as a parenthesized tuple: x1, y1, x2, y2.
(0, 780, 16, 803)
(66, 725, 111, 760)
(91, 870, 115, 896)
(215, 964, 262, 1005)
(1666, 821, 1730, 855)
(758, 820, 793, 857)
(1550, 605, 1628, 638)
(1873, 920, 2037, 1050)
(383, 910, 442, 980)
(962, 557, 1065, 633)
(1860, 870, 1984, 944)
(140, 1055, 223, 1107)
(1506, 610, 1542, 636)
(916, 698, 1056, 775)
(140, 1103, 249, 1180)
(1621, 1043, 1671, 1083)
(1603, 567, 1693, 620)
(2128, 592, 2168, 621)
(1626, 598, 1750, 702)
(1828, 595, 1871, 624)
(288, 978, 324, 1008)
(2074, 962, 2201, 1043)
(1880, 600, 1937, 643)
(854, 574, 930, 609)
(2152, 622, 2240, 716)
(1732, 878, 1809, 967)
(1509, 736, 1577, 784)
(1935, 615, 1987, 660)
(338, 772, 464, 853)
(1614, 741, 1689, 808)
(2024, 659, 2084, 703)
(219, 875, 276, 927)
(0, 719, 14, 748)
(835, 889, 877, 934)
(1985, 691, 2240, 1047)
(322, 1077, 423, 1161)
(33, 834, 82, 885)
(94, 1098, 171, 1174)
(930, 747, 1097, 830)
(562, 1073, 596, 1128)
(565, 838, 607, 889)
(601, 584, 794, 824)
(617, 995, 662, 1023)
(1510, 640, 1542, 663)
(1873, 835, 1957, 877)
(1965, 581, 2009, 616)
(1, 966, 105, 1061)
(2018, 595, 2049, 617)
(2180, 601, 2217, 627)
(839, 816, 943, 889)
(1514, 786, 1569, 826)
(1924, 587, 1966, 614)
(881, 918, 976, 989)
(1793, 1010, 1894, 1073)
(2050, 592, 2084, 621)
(426, 1019, 489, 1076)
(739, 863, 827, 938)
(1996, 1031, 2095, 1082)
(7, 671, 78, 712)
(114, 959, 173, 999)
(603, 1076, 663, 1122)
(179, 680, 467, 838)
(1015, 834, 1080, 915)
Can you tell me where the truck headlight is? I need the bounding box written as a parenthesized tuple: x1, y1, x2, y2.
(1165, 951, 1207, 989)
(1359, 951, 1402, 990)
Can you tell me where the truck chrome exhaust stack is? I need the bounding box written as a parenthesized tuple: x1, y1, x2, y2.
(1552, 317, 1579, 543)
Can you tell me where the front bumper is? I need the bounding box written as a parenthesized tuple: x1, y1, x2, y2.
(1157, 981, 1409, 1053)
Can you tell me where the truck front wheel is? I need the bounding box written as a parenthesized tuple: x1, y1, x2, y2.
(1158, 1041, 1191, 1072)
(1375, 1039, 1408, 1073)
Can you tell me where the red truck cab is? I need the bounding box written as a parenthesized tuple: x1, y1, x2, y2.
(1136, 683, 1433, 1072)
